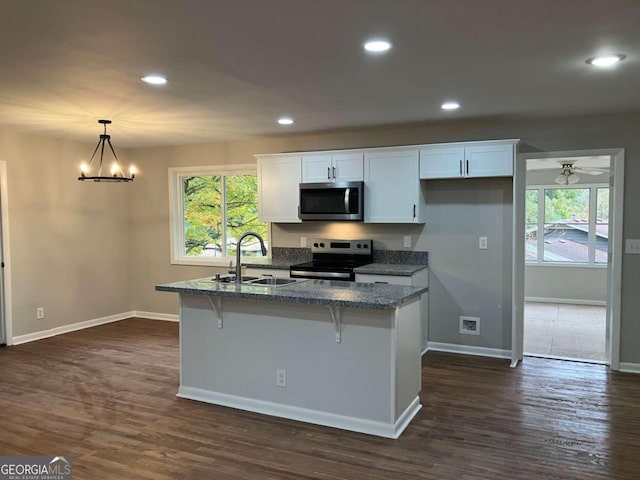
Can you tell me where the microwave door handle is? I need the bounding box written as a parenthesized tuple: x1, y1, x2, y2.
(344, 188, 350, 213)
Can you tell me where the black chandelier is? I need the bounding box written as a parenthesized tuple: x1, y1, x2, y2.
(78, 120, 135, 182)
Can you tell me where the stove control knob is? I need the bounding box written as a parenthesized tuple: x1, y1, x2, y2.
(363, 244, 369, 249)
(319, 242, 325, 248)
(313, 242, 319, 248)
(357, 243, 362, 248)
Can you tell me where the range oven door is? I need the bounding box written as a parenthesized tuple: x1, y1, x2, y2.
(299, 181, 363, 221)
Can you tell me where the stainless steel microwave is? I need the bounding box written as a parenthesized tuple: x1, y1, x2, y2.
(298, 181, 364, 221)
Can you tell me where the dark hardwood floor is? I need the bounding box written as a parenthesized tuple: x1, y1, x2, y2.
(0, 318, 638, 479)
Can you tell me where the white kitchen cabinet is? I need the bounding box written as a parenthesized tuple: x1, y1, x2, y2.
(302, 151, 363, 183)
(356, 270, 429, 351)
(257, 154, 301, 223)
(364, 149, 425, 223)
(419, 140, 516, 179)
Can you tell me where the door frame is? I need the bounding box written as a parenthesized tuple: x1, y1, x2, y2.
(512, 148, 624, 369)
(0, 161, 12, 345)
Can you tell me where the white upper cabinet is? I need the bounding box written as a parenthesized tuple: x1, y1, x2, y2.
(364, 149, 425, 223)
(419, 140, 517, 179)
(257, 155, 301, 223)
(302, 152, 363, 183)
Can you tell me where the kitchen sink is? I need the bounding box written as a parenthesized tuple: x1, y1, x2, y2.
(213, 275, 259, 283)
(250, 278, 299, 286)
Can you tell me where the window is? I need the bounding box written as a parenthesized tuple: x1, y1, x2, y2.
(526, 185, 609, 265)
(169, 165, 268, 265)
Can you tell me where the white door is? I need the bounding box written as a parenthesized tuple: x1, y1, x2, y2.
(301, 154, 333, 183)
(419, 146, 465, 179)
(466, 144, 514, 177)
(258, 155, 302, 223)
(333, 152, 364, 182)
(364, 149, 421, 223)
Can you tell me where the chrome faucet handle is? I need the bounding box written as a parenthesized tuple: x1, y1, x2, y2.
(228, 260, 235, 275)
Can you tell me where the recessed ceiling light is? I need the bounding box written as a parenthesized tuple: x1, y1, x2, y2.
(586, 54, 626, 67)
(441, 101, 460, 111)
(278, 117, 294, 125)
(141, 75, 168, 85)
(364, 39, 392, 53)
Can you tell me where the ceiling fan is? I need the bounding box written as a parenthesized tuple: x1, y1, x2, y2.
(554, 162, 606, 185)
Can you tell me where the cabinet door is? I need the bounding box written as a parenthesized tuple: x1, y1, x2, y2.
(301, 154, 333, 183)
(465, 143, 514, 177)
(333, 152, 364, 181)
(364, 150, 423, 223)
(419, 146, 465, 179)
(258, 155, 301, 223)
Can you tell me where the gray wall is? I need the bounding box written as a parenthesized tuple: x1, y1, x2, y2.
(129, 110, 640, 364)
(0, 130, 133, 337)
(3, 110, 639, 365)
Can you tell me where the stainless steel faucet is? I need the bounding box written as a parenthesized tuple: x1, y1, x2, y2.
(235, 232, 268, 284)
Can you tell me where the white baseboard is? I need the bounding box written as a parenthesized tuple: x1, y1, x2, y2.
(525, 297, 606, 306)
(12, 311, 135, 345)
(132, 311, 179, 322)
(178, 386, 421, 439)
(426, 342, 511, 360)
(619, 363, 640, 374)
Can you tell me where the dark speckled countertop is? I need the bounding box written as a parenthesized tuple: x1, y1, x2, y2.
(156, 277, 427, 310)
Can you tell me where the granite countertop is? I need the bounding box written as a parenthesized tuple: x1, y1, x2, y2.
(156, 277, 427, 310)
(353, 263, 428, 276)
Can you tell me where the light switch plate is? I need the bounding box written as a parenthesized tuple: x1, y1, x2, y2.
(479, 236, 488, 250)
(403, 236, 411, 248)
(625, 239, 640, 254)
(301, 237, 307, 248)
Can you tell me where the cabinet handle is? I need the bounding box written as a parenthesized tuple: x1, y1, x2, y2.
(332, 166, 336, 179)
(374, 281, 389, 285)
(413, 204, 416, 218)
(459, 160, 462, 176)
(327, 167, 331, 180)
(466, 159, 469, 176)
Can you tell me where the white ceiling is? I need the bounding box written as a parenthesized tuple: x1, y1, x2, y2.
(1, 0, 639, 148)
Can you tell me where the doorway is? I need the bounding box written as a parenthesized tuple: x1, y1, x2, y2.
(523, 155, 610, 362)
(0, 161, 11, 346)
(512, 149, 624, 369)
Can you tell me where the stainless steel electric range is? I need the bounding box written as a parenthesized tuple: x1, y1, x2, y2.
(289, 239, 373, 281)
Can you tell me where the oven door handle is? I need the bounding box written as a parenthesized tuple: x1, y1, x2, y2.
(290, 270, 352, 280)
(344, 188, 351, 213)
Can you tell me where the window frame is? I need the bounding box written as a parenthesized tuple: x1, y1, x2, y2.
(169, 164, 269, 266)
(526, 183, 609, 268)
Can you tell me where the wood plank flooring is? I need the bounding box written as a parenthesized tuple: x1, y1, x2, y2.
(0, 318, 638, 479)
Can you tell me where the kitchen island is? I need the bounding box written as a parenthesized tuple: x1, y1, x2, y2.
(156, 277, 427, 438)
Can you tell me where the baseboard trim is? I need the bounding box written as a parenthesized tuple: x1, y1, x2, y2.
(427, 342, 511, 360)
(132, 311, 179, 322)
(178, 386, 421, 439)
(525, 297, 606, 306)
(12, 311, 134, 345)
(619, 363, 640, 374)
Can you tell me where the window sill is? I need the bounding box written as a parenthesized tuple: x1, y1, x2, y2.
(525, 262, 607, 269)
(171, 257, 272, 267)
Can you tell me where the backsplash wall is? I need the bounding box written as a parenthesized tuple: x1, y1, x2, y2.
(272, 222, 428, 251)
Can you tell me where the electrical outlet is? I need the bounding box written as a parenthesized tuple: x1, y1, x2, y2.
(460, 316, 480, 335)
(276, 368, 287, 387)
(479, 236, 488, 250)
(301, 237, 307, 248)
(36, 307, 45, 319)
(625, 239, 640, 254)
(403, 235, 411, 248)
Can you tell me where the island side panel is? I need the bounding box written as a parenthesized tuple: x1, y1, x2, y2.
(179, 294, 395, 424)
(393, 297, 422, 419)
